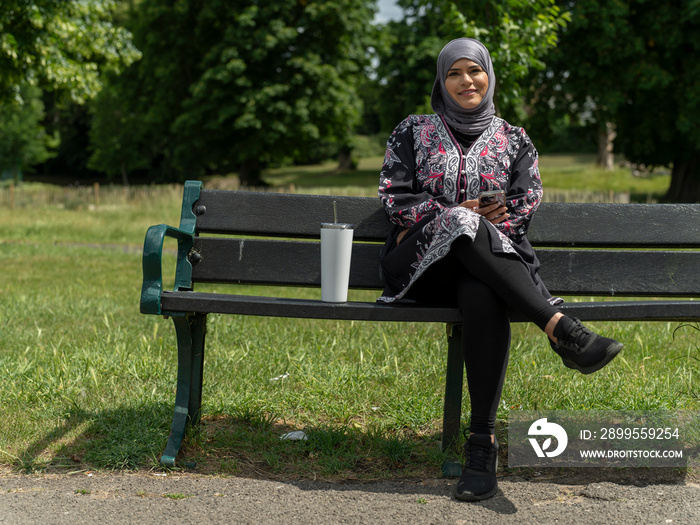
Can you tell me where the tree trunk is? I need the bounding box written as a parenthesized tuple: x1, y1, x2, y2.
(337, 145, 355, 171)
(238, 159, 266, 187)
(596, 121, 616, 171)
(11, 162, 22, 183)
(121, 162, 129, 186)
(665, 154, 700, 203)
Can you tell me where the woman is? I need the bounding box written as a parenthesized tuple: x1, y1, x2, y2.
(377, 38, 623, 501)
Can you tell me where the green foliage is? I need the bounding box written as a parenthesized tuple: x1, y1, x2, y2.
(0, 1, 138, 180)
(0, 84, 59, 178)
(87, 71, 150, 183)
(88, 0, 378, 185)
(40, 93, 104, 180)
(0, 0, 140, 104)
(530, 0, 700, 201)
(612, 2, 700, 164)
(373, 0, 569, 131)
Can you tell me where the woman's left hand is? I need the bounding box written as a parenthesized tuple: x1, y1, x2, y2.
(460, 199, 510, 225)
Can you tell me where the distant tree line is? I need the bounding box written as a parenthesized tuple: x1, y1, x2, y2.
(1, 0, 698, 201)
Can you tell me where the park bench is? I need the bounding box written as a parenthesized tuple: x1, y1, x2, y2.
(140, 180, 700, 473)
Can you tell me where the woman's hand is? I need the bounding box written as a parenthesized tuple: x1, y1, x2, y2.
(460, 199, 510, 225)
(397, 198, 509, 245)
(396, 228, 409, 245)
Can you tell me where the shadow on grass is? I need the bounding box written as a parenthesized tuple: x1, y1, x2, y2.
(13, 404, 693, 493)
(13, 403, 448, 481)
(183, 412, 450, 483)
(15, 403, 172, 472)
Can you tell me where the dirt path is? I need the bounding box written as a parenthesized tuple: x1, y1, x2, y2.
(1, 470, 699, 524)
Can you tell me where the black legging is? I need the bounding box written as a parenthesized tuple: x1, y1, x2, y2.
(390, 220, 560, 434)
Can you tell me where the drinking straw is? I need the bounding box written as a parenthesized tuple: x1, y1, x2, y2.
(333, 200, 338, 224)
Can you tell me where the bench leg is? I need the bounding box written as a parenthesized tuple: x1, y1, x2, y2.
(441, 323, 464, 477)
(160, 313, 207, 467)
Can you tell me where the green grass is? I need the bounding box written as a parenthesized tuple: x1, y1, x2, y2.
(538, 153, 671, 200)
(0, 156, 694, 481)
(163, 493, 192, 500)
(256, 153, 671, 202)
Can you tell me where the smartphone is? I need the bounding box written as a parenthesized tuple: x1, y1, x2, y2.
(478, 189, 506, 207)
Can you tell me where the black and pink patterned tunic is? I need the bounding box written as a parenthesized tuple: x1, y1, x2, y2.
(377, 114, 554, 304)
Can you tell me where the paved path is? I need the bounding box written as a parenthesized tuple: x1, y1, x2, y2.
(1, 471, 699, 524)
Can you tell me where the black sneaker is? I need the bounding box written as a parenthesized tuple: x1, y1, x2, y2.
(454, 433, 498, 501)
(550, 317, 623, 374)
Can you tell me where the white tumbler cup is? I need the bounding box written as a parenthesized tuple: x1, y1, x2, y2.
(320, 223, 354, 303)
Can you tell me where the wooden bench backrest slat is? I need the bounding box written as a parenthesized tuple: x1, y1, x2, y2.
(191, 238, 700, 297)
(193, 191, 700, 248)
(527, 203, 700, 247)
(195, 190, 390, 241)
(192, 238, 382, 288)
(536, 250, 700, 296)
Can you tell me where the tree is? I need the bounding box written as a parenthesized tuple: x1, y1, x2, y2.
(0, 84, 59, 180)
(0, 1, 139, 181)
(87, 70, 150, 185)
(0, 0, 140, 104)
(533, 0, 700, 202)
(374, 0, 569, 132)
(527, 1, 642, 167)
(89, 0, 378, 185)
(614, 0, 700, 201)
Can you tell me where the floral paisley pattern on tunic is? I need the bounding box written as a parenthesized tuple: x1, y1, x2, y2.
(377, 114, 545, 303)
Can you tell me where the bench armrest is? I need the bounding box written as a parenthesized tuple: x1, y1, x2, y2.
(140, 224, 194, 315)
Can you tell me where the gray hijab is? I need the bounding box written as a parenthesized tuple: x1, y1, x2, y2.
(430, 38, 496, 135)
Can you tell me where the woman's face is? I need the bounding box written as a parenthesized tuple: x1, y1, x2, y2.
(444, 58, 489, 110)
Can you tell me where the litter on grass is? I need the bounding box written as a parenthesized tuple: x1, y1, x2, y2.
(280, 431, 308, 441)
